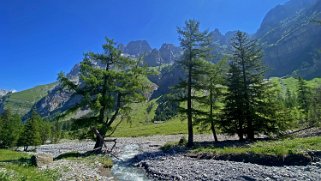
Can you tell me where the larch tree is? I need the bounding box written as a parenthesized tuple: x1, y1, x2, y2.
(176, 19, 212, 147)
(194, 59, 227, 142)
(59, 38, 151, 152)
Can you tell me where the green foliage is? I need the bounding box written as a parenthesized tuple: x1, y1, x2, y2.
(176, 19, 212, 146)
(193, 59, 228, 142)
(297, 77, 311, 114)
(153, 94, 179, 122)
(18, 110, 42, 150)
(284, 88, 298, 108)
(59, 38, 152, 149)
(39, 120, 51, 144)
(308, 86, 321, 126)
(270, 77, 321, 128)
(222, 31, 283, 140)
(0, 109, 22, 148)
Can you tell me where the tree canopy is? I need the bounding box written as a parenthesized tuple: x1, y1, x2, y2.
(59, 38, 152, 151)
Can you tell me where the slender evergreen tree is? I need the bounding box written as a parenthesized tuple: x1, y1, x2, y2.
(308, 86, 321, 126)
(297, 77, 311, 115)
(194, 60, 227, 142)
(284, 89, 297, 108)
(222, 62, 245, 140)
(18, 110, 41, 151)
(176, 19, 212, 147)
(59, 38, 150, 152)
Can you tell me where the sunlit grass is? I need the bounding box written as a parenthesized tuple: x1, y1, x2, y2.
(0, 149, 59, 181)
(192, 136, 321, 156)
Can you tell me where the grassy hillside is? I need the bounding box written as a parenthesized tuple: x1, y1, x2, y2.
(1, 83, 57, 116)
(271, 77, 321, 94)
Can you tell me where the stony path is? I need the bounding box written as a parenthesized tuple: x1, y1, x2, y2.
(37, 140, 115, 181)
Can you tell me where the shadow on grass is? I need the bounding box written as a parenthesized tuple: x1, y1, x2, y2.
(0, 157, 32, 166)
(54, 150, 98, 160)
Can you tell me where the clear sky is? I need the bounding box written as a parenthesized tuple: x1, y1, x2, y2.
(0, 0, 289, 91)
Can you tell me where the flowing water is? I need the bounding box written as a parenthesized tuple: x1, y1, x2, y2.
(111, 144, 151, 181)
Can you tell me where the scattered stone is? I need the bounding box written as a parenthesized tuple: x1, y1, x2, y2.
(31, 153, 53, 167)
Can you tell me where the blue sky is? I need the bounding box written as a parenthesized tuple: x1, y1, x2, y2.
(0, 0, 288, 91)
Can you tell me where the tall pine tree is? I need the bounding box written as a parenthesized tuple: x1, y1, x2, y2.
(222, 31, 277, 140)
(176, 20, 212, 147)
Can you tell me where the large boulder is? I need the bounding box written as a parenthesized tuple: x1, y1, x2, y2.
(31, 153, 53, 167)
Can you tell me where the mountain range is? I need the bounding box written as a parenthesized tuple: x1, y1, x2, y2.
(1, 0, 321, 119)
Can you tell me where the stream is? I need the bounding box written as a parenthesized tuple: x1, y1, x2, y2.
(111, 144, 151, 181)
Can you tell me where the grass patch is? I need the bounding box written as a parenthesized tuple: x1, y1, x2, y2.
(192, 136, 321, 156)
(160, 136, 321, 166)
(68, 155, 113, 168)
(0, 149, 59, 181)
(55, 151, 113, 168)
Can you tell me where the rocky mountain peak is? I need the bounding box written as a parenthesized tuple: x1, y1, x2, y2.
(159, 43, 182, 64)
(144, 49, 162, 67)
(209, 29, 225, 44)
(124, 40, 152, 56)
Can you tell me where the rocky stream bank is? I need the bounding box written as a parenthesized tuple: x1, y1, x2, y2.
(36, 134, 321, 181)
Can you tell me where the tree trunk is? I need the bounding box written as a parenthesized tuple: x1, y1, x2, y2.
(210, 121, 218, 142)
(240, 49, 254, 140)
(93, 128, 105, 153)
(187, 60, 193, 147)
(247, 121, 255, 140)
(209, 89, 218, 142)
(238, 120, 244, 141)
(238, 131, 244, 141)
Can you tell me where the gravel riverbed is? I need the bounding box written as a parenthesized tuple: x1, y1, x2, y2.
(36, 134, 321, 181)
